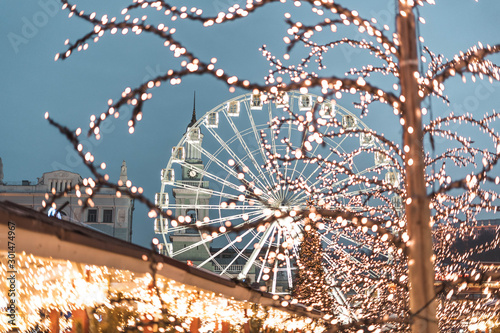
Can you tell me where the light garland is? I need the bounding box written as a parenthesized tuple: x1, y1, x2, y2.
(0, 250, 325, 332)
(35, 0, 500, 331)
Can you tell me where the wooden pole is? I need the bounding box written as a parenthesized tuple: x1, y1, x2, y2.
(397, 1, 438, 333)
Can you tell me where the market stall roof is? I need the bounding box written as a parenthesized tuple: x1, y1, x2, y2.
(0, 200, 321, 319)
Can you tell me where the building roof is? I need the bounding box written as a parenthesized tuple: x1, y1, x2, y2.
(0, 201, 320, 319)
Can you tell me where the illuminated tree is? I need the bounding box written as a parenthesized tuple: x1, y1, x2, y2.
(292, 221, 335, 314)
(44, 0, 500, 332)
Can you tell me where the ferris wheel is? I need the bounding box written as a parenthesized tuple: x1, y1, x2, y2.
(154, 91, 400, 298)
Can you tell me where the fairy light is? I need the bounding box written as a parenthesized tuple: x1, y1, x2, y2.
(42, 0, 500, 330)
(0, 251, 325, 332)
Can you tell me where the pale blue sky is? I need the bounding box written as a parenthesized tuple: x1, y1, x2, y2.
(1, 0, 499, 246)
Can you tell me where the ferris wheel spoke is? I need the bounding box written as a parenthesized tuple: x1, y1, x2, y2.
(170, 174, 217, 194)
(237, 221, 278, 280)
(271, 255, 280, 294)
(300, 122, 334, 180)
(278, 102, 300, 204)
(244, 98, 280, 192)
(203, 209, 270, 237)
(283, 153, 307, 203)
(243, 97, 269, 164)
(284, 150, 337, 205)
(290, 127, 314, 182)
(298, 135, 335, 186)
(256, 225, 278, 283)
(220, 230, 262, 275)
(297, 132, 350, 192)
(331, 128, 352, 151)
(287, 102, 294, 142)
(168, 203, 259, 211)
(167, 225, 193, 233)
(196, 228, 255, 269)
(198, 209, 265, 227)
(289, 238, 302, 262)
(268, 227, 283, 294)
(169, 209, 267, 235)
(193, 144, 240, 183)
(281, 102, 304, 197)
(322, 251, 337, 269)
(285, 250, 294, 289)
(279, 142, 334, 206)
(168, 210, 265, 233)
(197, 167, 244, 193)
(173, 231, 226, 256)
(267, 102, 278, 156)
(205, 124, 272, 193)
(281, 147, 291, 202)
(177, 152, 242, 194)
(171, 179, 239, 202)
(220, 110, 277, 192)
(288, 164, 380, 205)
(198, 145, 274, 202)
(167, 209, 264, 231)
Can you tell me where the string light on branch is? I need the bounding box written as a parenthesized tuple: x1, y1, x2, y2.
(43, 0, 500, 331)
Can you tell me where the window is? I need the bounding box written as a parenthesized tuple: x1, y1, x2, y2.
(187, 127, 201, 142)
(186, 209, 197, 222)
(87, 209, 97, 222)
(103, 209, 113, 223)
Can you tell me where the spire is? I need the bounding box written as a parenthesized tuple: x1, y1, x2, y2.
(187, 91, 197, 128)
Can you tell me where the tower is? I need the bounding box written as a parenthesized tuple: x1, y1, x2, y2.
(170, 93, 212, 264)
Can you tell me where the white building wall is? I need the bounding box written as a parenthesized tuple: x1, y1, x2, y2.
(0, 170, 133, 242)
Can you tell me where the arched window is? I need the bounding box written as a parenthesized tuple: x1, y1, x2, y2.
(186, 209, 197, 222)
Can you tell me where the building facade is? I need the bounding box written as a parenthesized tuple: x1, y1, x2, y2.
(0, 161, 134, 242)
